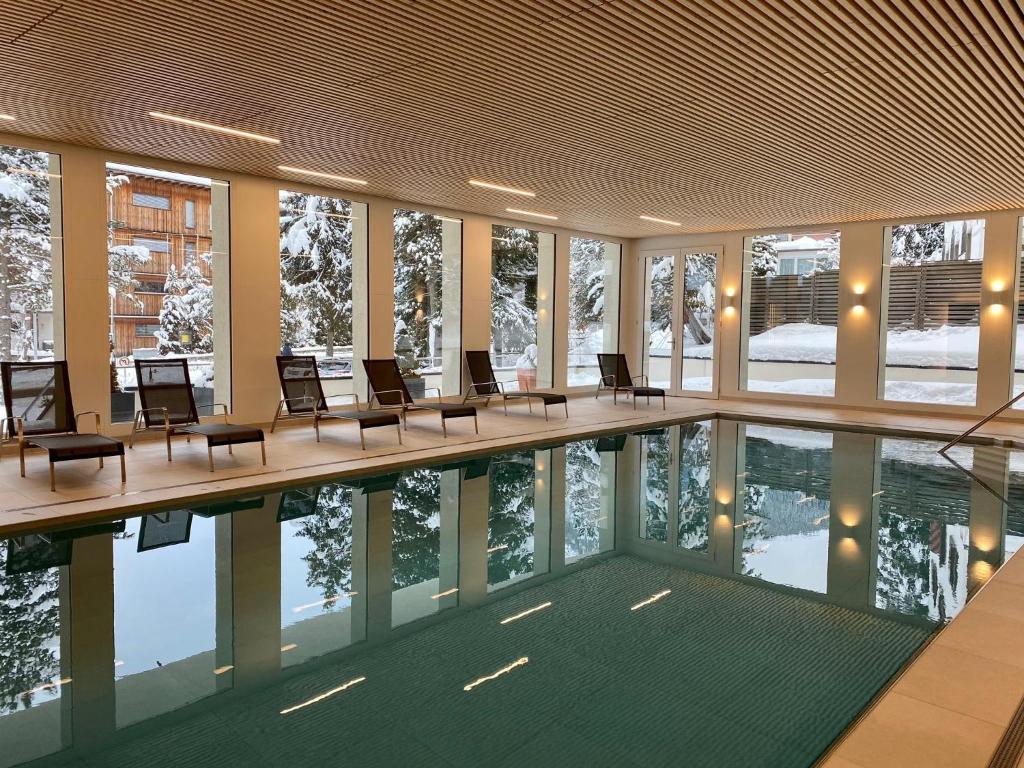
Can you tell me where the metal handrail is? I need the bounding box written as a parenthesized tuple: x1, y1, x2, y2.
(939, 389, 1024, 453)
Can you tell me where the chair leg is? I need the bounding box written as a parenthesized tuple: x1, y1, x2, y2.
(662, 394, 666, 411)
(359, 426, 366, 450)
(99, 456, 104, 469)
(19, 442, 25, 478)
(208, 446, 215, 472)
(315, 414, 321, 443)
(633, 393, 637, 411)
(166, 430, 173, 462)
(396, 424, 403, 445)
(502, 397, 507, 415)
(527, 398, 533, 414)
(613, 389, 617, 405)
(228, 443, 233, 455)
(473, 412, 479, 434)
(260, 441, 267, 466)
(564, 402, 569, 418)
(49, 461, 56, 492)
(129, 412, 140, 449)
(120, 453, 127, 484)
(543, 403, 549, 422)
(442, 417, 448, 438)
(270, 400, 284, 433)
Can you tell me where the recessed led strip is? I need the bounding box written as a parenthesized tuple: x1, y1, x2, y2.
(468, 179, 535, 197)
(0, 114, 14, 121)
(280, 676, 366, 715)
(630, 589, 671, 611)
(431, 587, 459, 600)
(463, 657, 529, 692)
(278, 165, 368, 185)
(148, 111, 280, 144)
(639, 215, 682, 227)
(506, 207, 558, 221)
(292, 591, 357, 613)
(500, 601, 552, 625)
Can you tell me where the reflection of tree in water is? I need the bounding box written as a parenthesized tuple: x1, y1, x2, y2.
(295, 484, 354, 601)
(488, 451, 536, 585)
(391, 468, 441, 589)
(678, 422, 712, 551)
(565, 440, 603, 560)
(739, 483, 769, 577)
(0, 547, 61, 713)
(640, 431, 670, 542)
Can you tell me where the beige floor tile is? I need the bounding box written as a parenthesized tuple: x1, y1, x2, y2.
(969, 579, 1024, 624)
(834, 692, 1002, 768)
(892, 644, 1024, 727)
(936, 604, 1024, 670)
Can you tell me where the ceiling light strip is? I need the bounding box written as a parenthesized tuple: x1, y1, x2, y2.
(506, 207, 558, 221)
(278, 165, 368, 185)
(148, 112, 279, 144)
(469, 179, 535, 197)
(639, 215, 682, 227)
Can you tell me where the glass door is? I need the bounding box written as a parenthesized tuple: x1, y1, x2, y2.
(642, 248, 722, 397)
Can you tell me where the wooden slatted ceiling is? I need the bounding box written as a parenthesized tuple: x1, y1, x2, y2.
(2, 0, 1024, 237)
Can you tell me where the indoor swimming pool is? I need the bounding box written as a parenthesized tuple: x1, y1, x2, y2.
(2, 418, 1020, 767)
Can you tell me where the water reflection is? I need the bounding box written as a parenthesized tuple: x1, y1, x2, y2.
(1, 418, 1022, 767)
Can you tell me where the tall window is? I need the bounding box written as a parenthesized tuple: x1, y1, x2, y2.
(564, 439, 615, 562)
(681, 252, 717, 392)
(641, 255, 674, 390)
(279, 192, 362, 396)
(879, 220, 985, 405)
(488, 450, 542, 591)
(567, 238, 620, 385)
(393, 210, 462, 396)
(490, 225, 555, 389)
(0, 146, 63, 364)
(107, 163, 229, 422)
(741, 232, 841, 396)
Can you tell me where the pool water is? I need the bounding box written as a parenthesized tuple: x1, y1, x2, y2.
(1, 419, 1019, 767)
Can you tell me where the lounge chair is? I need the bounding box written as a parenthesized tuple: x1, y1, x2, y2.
(130, 358, 266, 471)
(463, 350, 568, 420)
(1, 361, 126, 491)
(362, 359, 478, 437)
(595, 353, 666, 410)
(272, 355, 402, 449)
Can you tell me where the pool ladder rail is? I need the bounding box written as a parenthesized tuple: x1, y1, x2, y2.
(939, 389, 1024, 454)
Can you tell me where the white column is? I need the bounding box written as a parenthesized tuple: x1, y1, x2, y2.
(438, 469, 461, 610)
(441, 219, 463, 396)
(825, 432, 878, 609)
(533, 449, 553, 576)
(976, 211, 1019, 411)
(350, 201, 371, 399)
(552, 234, 570, 389)
(548, 446, 567, 572)
(211, 180, 232, 410)
(536, 232, 556, 389)
(458, 470, 490, 607)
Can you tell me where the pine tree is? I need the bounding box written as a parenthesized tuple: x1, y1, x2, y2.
(568, 238, 605, 359)
(0, 146, 55, 361)
(749, 235, 778, 277)
(393, 210, 443, 369)
(491, 226, 539, 361)
(890, 223, 944, 266)
(156, 253, 213, 354)
(279, 193, 353, 357)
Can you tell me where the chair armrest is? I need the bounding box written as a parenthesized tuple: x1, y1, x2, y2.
(599, 374, 616, 386)
(424, 387, 443, 402)
(631, 374, 648, 385)
(135, 406, 171, 431)
(324, 393, 360, 410)
(369, 389, 407, 409)
(197, 402, 230, 423)
(75, 410, 102, 435)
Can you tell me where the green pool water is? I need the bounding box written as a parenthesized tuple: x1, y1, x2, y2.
(1, 419, 1017, 767)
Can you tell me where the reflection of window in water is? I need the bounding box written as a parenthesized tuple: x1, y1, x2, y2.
(565, 440, 604, 563)
(874, 440, 972, 622)
(678, 422, 712, 552)
(638, 431, 671, 544)
(391, 468, 443, 627)
(488, 451, 538, 591)
(739, 427, 833, 593)
(280, 483, 356, 666)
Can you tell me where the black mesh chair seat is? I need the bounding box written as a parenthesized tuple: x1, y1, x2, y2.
(462, 350, 568, 420)
(595, 353, 666, 410)
(274, 356, 403, 449)
(363, 358, 478, 437)
(632, 386, 665, 398)
(2, 361, 127, 490)
(319, 410, 401, 429)
(181, 423, 265, 447)
(28, 434, 125, 462)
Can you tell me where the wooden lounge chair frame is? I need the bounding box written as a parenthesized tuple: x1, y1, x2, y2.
(462, 350, 568, 421)
(595, 353, 667, 410)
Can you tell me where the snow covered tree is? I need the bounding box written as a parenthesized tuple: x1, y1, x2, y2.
(568, 238, 605, 358)
(683, 253, 716, 345)
(749, 235, 778, 277)
(391, 468, 442, 589)
(0, 146, 55, 361)
(564, 440, 604, 560)
(279, 193, 353, 356)
(394, 210, 443, 369)
(647, 255, 674, 338)
(293, 484, 355, 602)
(890, 223, 944, 266)
(491, 226, 539, 361)
(640, 430, 671, 542)
(156, 252, 213, 354)
(678, 422, 712, 551)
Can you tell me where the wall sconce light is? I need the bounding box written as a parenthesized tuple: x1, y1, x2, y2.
(723, 290, 737, 315)
(988, 280, 1011, 312)
(850, 284, 867, 314)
